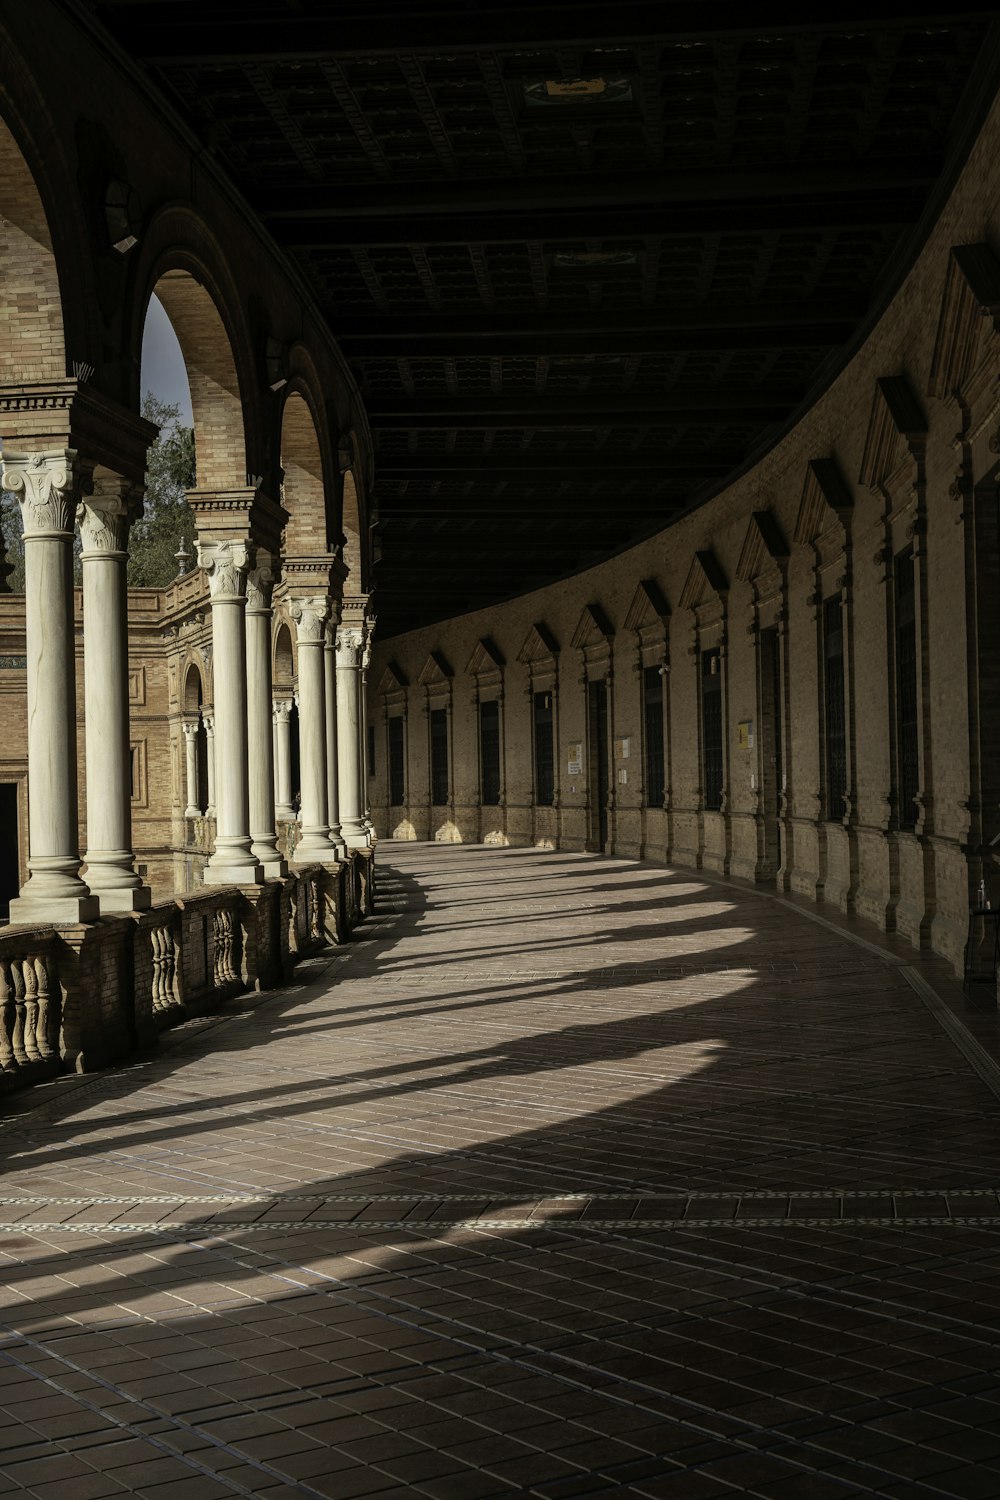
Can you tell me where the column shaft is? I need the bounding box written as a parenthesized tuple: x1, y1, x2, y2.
(197, 540, 262, 886)
(273, 701, 294, 819)
(3, 451, 97, 923)
(183, 723, 200, 818)
(245, 565, 286, 877)
(337, 625, 369, 848)
(325, 628, 345, 855)
(204, 716, 217, 819)
(290, 597, 339, 860)
(80, 484, 149, 910)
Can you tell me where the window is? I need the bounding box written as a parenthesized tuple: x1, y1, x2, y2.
(480, 699, 501, 806)
(388, 716, 405, 805)
(533, 691, 554, 806)
(643, 665, 665, 808)
(430, 707, 449, 806)
(894, 549, 919, 829)
(701, 649, 723, 812)
(823, 595, 847, 821)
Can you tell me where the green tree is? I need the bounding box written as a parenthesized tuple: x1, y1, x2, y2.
(128, 393, 197, 587)
(0, 486, 24, 594)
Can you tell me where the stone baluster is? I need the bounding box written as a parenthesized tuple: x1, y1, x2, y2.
(203, 714, 217, 819)
(337, 624, 370, 848)
(273, 700, 295, 819)
(182, 721, 200, 817)
(325, 619, 345, 855)
(1, 450, 97, 923)
(245, 561, 286, 877)
(78, 476, 150, 910)
(196, 540, 263, 885)
(289, 597, 339, 860)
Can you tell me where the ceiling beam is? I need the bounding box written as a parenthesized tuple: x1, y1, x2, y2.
(365, 393, 797, 425)
(347, 326, 852, 359)
(112, 6, 994, 62)
(372, 454, 733, 474)
(278, 195, 921, 247)
(258, 161, 940, 221)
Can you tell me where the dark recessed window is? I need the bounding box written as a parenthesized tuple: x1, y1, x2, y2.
(480, 700, 501, 807)
(533, 691, 554, 807)
(643, 665, 666, 809)
(701, 650, 723, 812)
(823, 596, 847, 822)
(430, 708, 449, 807)
(894, 549, 919, 830)
(388, 716, 405, 807)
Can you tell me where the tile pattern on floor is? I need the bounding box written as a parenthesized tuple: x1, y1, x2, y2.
(2, 843, 1000, 1498)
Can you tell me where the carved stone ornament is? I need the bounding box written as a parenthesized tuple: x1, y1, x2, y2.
(197, 539, 253, 601)
(182, 721, 199, 744)
(336, 624, 365, 666)
(288, 595, 329, 643)
(245, 562, 275, 613)
(272, 700, 291, 725)
(1, 449, 84, 538)
(78, 481, 136, 556)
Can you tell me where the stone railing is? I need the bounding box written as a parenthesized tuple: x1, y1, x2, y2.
(0, 930, 61, 1088)
(0, 850, 375, 1094)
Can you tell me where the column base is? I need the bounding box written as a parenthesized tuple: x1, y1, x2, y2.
(344, 831, 373, 850)
(8, 892, 100, 925)
(91, 886, 152, 912)
(204, 860, 265, 887)
(259, 857, 289, 879)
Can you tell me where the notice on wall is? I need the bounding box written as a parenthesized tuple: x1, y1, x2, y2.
(567, 742, 583, 775)
(738, 719, 754, 750)
(614, 736, 631, 760)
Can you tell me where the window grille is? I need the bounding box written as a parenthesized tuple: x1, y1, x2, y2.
(533, 691, 554, 806)
(643, 665, 665, 808)
(823, 595, 847, 821)
(388, 716, 405, 806)
(480, 700, 501, 806)
(701, 650, 723, 812)
(894, 549, 919, 829)
(430, 708, 449, 806)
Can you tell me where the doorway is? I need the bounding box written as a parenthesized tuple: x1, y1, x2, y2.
(587, 679, 610, 851)
(760, 628, 783, 876)
(0, 783, 19, 918)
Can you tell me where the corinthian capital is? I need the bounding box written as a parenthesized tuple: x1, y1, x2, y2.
(197, 539, 253, 601)
(78, 474, 140, 557)
(2, 449, 89, 538)
(246, 560, 276, 613)
(289, 595, 329, 644)
(336, 624, 365, 666)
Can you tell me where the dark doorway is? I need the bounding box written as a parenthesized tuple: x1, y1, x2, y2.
(430, 707, 449, 806)
(0, 784, 18, 918)
(480, 700, 501, 807)
(760, 628, 783, 876)
(289, 700, 301, 811)
(587, 679, 610, 851)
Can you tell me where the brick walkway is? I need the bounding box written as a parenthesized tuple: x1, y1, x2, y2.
(2, 844, 1000, 1498)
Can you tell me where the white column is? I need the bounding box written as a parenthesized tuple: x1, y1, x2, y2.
(273, 700, 294, 819)
(196, 540, 263, 885)
(360, 635, 375, 835)
(325, 622, 346, 856)
(183, 721, 200, 817)
(203, 714, 217, 819)
(245, 562, 286, 877)
(289, 596, 338, 860)
(337, 624, 370, 848)
(78, 479, 150, 911)
(2, 450, 97, 923)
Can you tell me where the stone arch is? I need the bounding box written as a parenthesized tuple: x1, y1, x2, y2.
(131, 205, 261, 488)
(0, 114, 66, 384)
(182, 661, 204, 715)
(273, 620, 295, 690)
(280, 387, 330, 556)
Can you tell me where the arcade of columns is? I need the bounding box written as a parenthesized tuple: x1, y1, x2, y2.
(0, 445, 373, 929)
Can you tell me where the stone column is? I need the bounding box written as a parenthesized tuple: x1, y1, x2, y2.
(337, 624, 370, 848)
(2, 450, 97, 923)
(360, 635, 375, 835)
(273, 700, 295, 819)
(203, 714, 217, 819)
(245, 561, 286, 877)
(196, 540, 263, 885)
(78, 478, 150, 911)
(289, 597, 338, 860)
(183, 721, 200, 817)
(325, 622, 346, 856)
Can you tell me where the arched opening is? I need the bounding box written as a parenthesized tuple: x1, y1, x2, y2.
(342, 466, 363, 594)
(183, 663, 209, 816)
(0, 116, 67, 594)
(280, 390, 328, 557)
(272, 621, 300, 813)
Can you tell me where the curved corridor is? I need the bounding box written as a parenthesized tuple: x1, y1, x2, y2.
(2, 845, 1000, 1497)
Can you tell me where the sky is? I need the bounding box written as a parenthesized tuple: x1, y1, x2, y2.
(140, 295, 193, 424)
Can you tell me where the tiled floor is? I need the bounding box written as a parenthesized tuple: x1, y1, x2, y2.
(2, 844, 1000, 1497)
